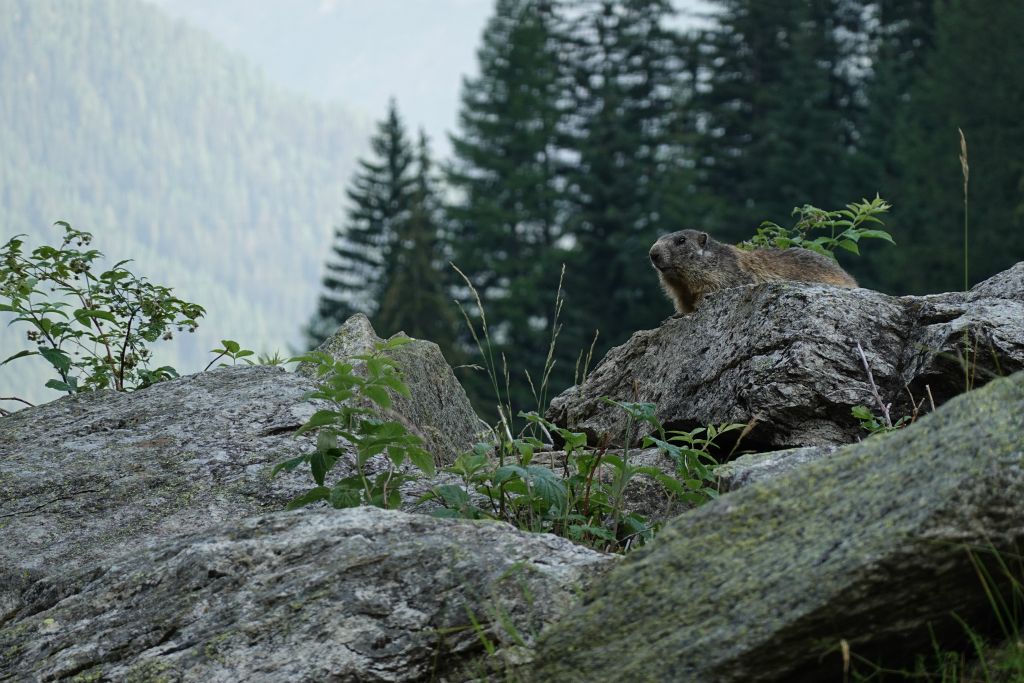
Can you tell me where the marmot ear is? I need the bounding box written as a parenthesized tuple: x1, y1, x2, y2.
(697, 232, 709, 248)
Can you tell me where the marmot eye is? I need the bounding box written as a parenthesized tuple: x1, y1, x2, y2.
(676, 236, 686, 245)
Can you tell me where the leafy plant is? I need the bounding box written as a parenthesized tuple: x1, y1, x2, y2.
(204, 339, 256, 369)
(646, 425, 746, 503)
(741, 196, 895, 259)
(271, 337, 434, 510)
(851, 404, 910, 436)
(422, 403, 742, 552)
(0, 222, 204, 394)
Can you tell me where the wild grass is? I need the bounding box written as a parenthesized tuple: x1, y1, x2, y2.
(850, 544, 1024, 683)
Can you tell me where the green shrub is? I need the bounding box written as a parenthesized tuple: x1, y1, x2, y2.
(741, 196, 895, 258)
(1, 222, 204, 394)
(272, 337, 433, 510)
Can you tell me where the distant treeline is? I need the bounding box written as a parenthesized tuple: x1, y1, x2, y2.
(309, 0, 1024, 415)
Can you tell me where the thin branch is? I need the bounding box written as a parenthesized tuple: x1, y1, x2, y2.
(1, 396, 35, 408)
(856, 341, 892, 429)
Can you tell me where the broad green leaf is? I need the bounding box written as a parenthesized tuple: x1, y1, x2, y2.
(406, 446, 435, 477)
(387, 445, 406, 467)
(837, 239, 860, 255)
(1, 349, 36, 366)
(271, 454, 309, 477)
(285, 487, 331, 510)
(433, 484, 470, 508)
(494, 465, 527, 484)
(379, 336, 413, 350)
(310, 449, 338, 486)
(362, 384, 392, 409)
(329, 485, 362, 509)
(857, 229, 896, 244)
(294, 410, 342, 435)
(526, 467, 567, 510)
(378, 373, 411, 397)
(73, 308, 117, 326)
(38, 347, 71, 374)
(45, 379, 74, 393)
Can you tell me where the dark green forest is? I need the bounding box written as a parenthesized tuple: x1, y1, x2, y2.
(0, 0, 365, 401)
(309, 0, 1024, 415)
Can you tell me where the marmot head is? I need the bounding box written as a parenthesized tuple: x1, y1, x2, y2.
(649, 229, 714, 283)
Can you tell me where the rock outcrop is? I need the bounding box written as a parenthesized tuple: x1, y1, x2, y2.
(0, 366, 319, 617)
(297, 313, 484, 466)
(1, 507, 613, 681)
(0, 316, 484, 624)
(548, 263, 1024, 449)
(531, 370, 1024, 682)
(0, 333, 613, 681)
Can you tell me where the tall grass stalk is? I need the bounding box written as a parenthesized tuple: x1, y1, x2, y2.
(958, 129, 971, 390)
(526, 263, 566, 418)
(958, 128, 969, 292)
(451, 262, 512, 431)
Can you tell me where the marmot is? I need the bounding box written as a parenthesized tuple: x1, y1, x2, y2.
(649, 229, 858, 314)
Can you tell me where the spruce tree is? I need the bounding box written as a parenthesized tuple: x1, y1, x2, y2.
(446, 0, 569, 412)
(872, 0, 1024, 294)
(375, 131, 458, 359)
(692, 0, 863, 238)
(306, 100, 415, 347)
(561, 0, 690, 349)
(846, 0, 936, 290)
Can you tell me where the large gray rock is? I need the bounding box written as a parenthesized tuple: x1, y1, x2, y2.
(0, 366, 320, 617)
(548, 262, 1024, 449)
(298, 314, 484, 465)
(531, 371, 1024, 682)
(1, 507, 614, 682)
(0, 360, 469, 622)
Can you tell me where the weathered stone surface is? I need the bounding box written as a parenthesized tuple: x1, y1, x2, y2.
(531, 371, 1024, 682)
(0, 366, 320, 613)
(0, 363, 461, 621)
(548, 262, 1024, 449)
(1, 507, 614, 682)
(714, 445, 839, 492)
(298, 313, 484, 465)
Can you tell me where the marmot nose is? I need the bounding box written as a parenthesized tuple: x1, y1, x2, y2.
(649, 248, 663, 269)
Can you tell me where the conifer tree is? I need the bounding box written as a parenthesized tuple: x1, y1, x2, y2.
(692, 0, 862, 239)
(375, 131, 458, 359)
(446, 0, 569, 411)
(306, 100, 415, 347)
(872, 0, 1024, 293)
(561, 0, 690, 348)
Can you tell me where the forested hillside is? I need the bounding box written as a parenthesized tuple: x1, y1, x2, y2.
(0, 0, 366, 403)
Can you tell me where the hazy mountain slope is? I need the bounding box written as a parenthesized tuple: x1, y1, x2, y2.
(0, 0, 366, 405)
(144, 0, 493, 157)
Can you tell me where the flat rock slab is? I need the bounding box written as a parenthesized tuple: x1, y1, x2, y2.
(532, 371, 1024, 682)
(548, 262, 1024, 449)
(0, 366, 319, 601)
(1, 507, 614, 682)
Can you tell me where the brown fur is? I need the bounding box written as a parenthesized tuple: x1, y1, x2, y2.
(649, 229, 858, 314)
